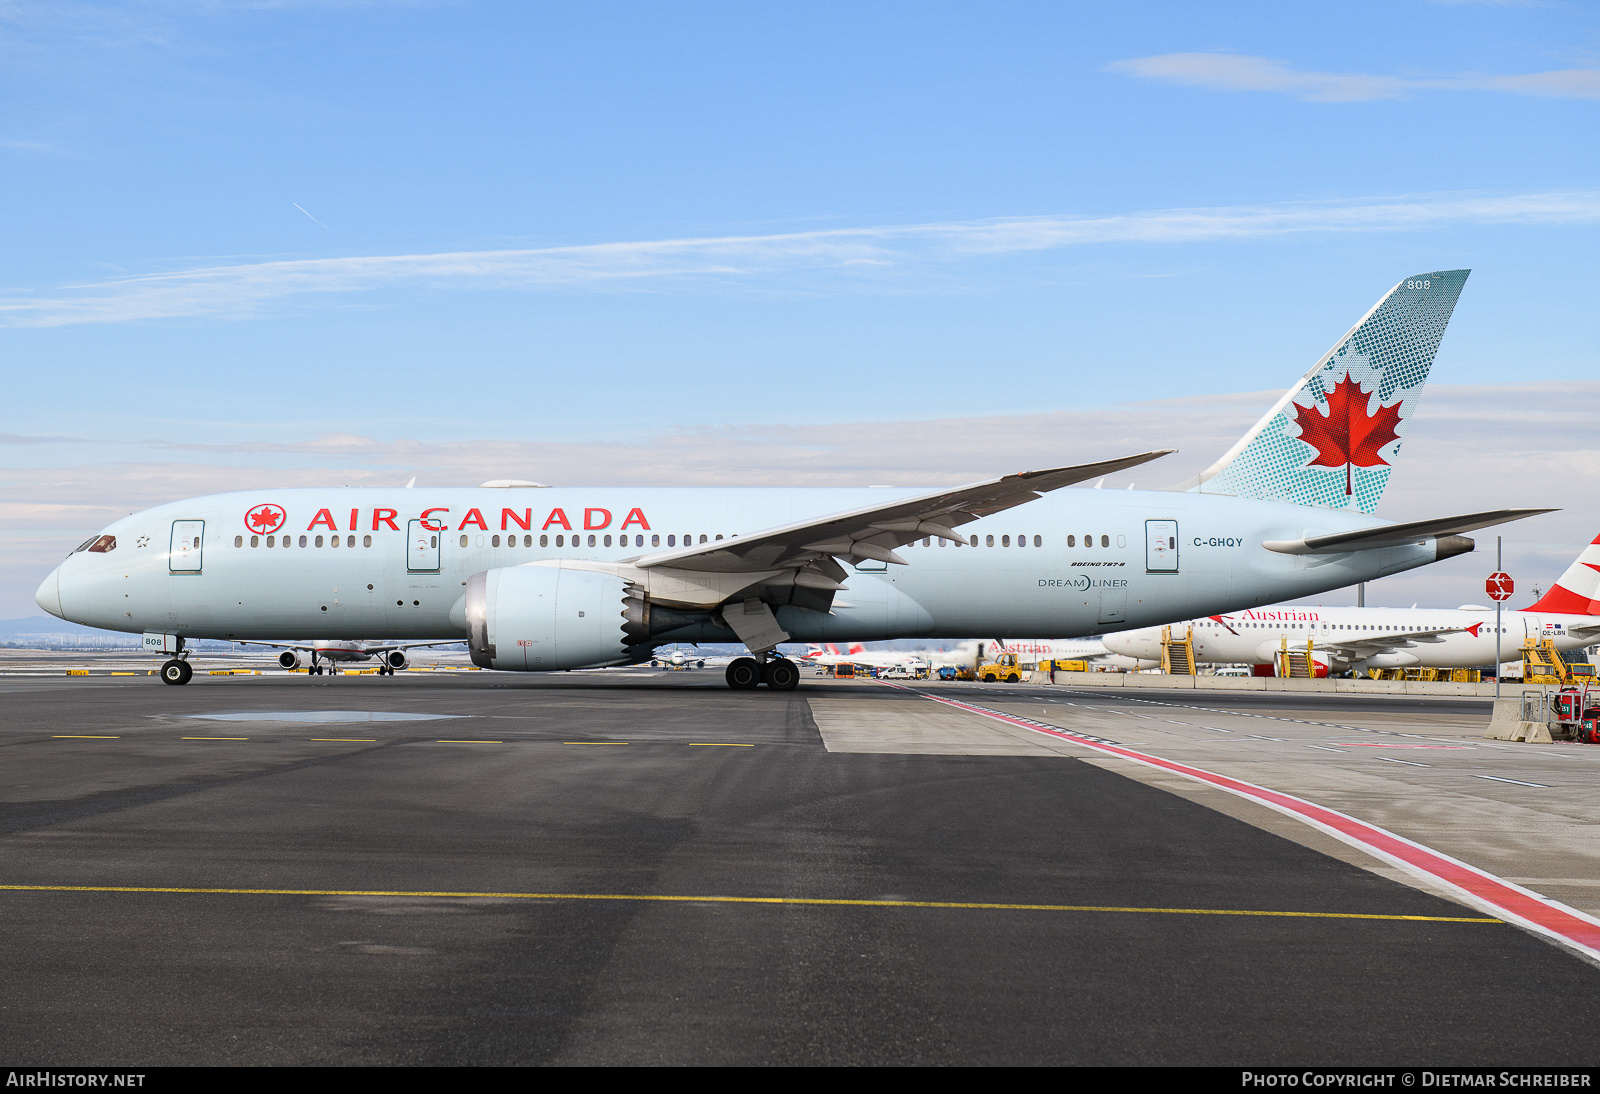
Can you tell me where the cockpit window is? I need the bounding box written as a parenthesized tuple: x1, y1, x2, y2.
(87, 535, 116, 553)
(72, 537, 97, 553)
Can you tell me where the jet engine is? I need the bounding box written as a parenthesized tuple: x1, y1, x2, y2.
(466, 564, 666, 671)
(278, 650, 301, 670)
(384, 650, 408, 670)
(1363, 650, 1421, 670)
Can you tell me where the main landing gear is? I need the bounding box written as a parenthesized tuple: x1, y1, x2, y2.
(159, 659, 193, 686)
(725, 656, 799, 691)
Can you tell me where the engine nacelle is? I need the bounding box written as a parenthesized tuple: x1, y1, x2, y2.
(1364, 650, 1421, 669)
(278, 650, 301, 670)
(466, 564, 633, 671)
(385, 650, 408, 670)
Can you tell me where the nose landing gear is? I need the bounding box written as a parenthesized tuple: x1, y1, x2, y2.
(159, 659, 193, 686)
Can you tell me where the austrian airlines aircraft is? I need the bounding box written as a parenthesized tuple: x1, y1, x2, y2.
(1101, 533, 1600, 675)
(35, 270, 1549, 690)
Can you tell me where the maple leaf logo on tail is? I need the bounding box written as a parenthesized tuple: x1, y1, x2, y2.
(1290, 375, 1403, 497)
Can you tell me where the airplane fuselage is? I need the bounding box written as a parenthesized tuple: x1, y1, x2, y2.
(38, 485, 1468, 661)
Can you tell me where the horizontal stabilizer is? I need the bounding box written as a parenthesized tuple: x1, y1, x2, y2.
(1263, 508, 1555, 555)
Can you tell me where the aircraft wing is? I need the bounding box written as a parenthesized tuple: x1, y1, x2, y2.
(1314, 624, 1472, 657)
(626, 450, 1175, 579)
(353, 641, 459, 654)
(238, 640, 456, 654)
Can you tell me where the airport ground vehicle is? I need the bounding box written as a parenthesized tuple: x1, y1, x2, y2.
(977, 653, 1024, 683)
(937, 666, 958, 680)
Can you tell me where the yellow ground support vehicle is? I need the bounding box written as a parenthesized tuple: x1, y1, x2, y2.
(977, 653, 1024, 683)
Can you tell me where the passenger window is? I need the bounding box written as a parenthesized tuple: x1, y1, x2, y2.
(316, 535, 325, 548)
(251, 536, 259, 547)
(652, 535, 660, 547)
(588, 535, 596, 547)
(699, 535, 708, 544)
(234, 535, 243, 547)
(986, 535, 994, 547)
(266, 535, 275, 547)
(540, 535, 548, 547)
(1001, 535, 1010, 547)
(1068, 535, 1075, 547)
(715, 534, 723, 541)
(363, 535, 372, 547)
(604, 535, 612, 547)
(298, 535, 307, 547)
(1034, 535, 1042, 547)
(1101, 535, 1110, 547)
(492, 535, 500, 547)
(459, 535, 468, 548)
(555, 535, 564, 546)
(636, 535, 645, 547)
(667, 535, 676, 546)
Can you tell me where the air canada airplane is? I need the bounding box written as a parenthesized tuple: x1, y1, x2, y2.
(1102, 531, 1600, 675)
(36, 270, 1551, 690)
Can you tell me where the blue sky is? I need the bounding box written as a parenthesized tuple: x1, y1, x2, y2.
(2, 0, 1598, 616)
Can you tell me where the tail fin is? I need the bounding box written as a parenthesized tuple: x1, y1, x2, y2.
(1527, 533, 1600, 615)
(1177, 270, 1469, 513)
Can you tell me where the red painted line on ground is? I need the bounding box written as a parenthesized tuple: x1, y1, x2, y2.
(902, 687, 1600, 963)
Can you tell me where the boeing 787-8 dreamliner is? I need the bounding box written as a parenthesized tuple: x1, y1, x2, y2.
(36, 270, 1550, 690)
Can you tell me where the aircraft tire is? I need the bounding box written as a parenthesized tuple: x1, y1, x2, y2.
(725, 657, 762, 689)
(763, 659, 799, 691)
(160, 659, 192, 686)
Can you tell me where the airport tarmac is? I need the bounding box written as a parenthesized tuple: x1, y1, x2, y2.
(4, 663, 1599, 1065)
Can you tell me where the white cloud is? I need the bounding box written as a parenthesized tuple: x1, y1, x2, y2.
(2, 191, 1598, 326)
(1107, 52, 1600, 103)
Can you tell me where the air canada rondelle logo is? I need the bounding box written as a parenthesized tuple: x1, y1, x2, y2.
(245, 503, 286, 535)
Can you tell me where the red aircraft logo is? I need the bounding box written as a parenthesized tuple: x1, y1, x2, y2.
(245, 503, 287, 535)
(1292, 375, 1404, 496)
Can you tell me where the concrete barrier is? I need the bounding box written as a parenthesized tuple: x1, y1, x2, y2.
(1032, 670, 1503, 698)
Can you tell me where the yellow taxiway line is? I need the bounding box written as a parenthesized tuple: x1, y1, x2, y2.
(0, 884, 1500, 923)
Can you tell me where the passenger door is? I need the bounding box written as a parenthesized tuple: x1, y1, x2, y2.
(1145, 519, 1179, 573)
(407, 519, 441, 573)
(169, 520, 205, 573)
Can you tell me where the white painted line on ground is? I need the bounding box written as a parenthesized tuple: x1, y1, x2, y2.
(892, 686, 1600, 965)
(1471, 774, 1550, 788)
(1377, 756, 1431, 768)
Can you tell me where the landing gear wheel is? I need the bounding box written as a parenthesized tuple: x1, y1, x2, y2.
(725, 657, 762, 689)
(762, 658, 799, 691)
(160, 659, 192, 686)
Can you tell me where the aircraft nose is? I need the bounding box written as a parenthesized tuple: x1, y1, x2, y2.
(35, 566, 63, 619)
